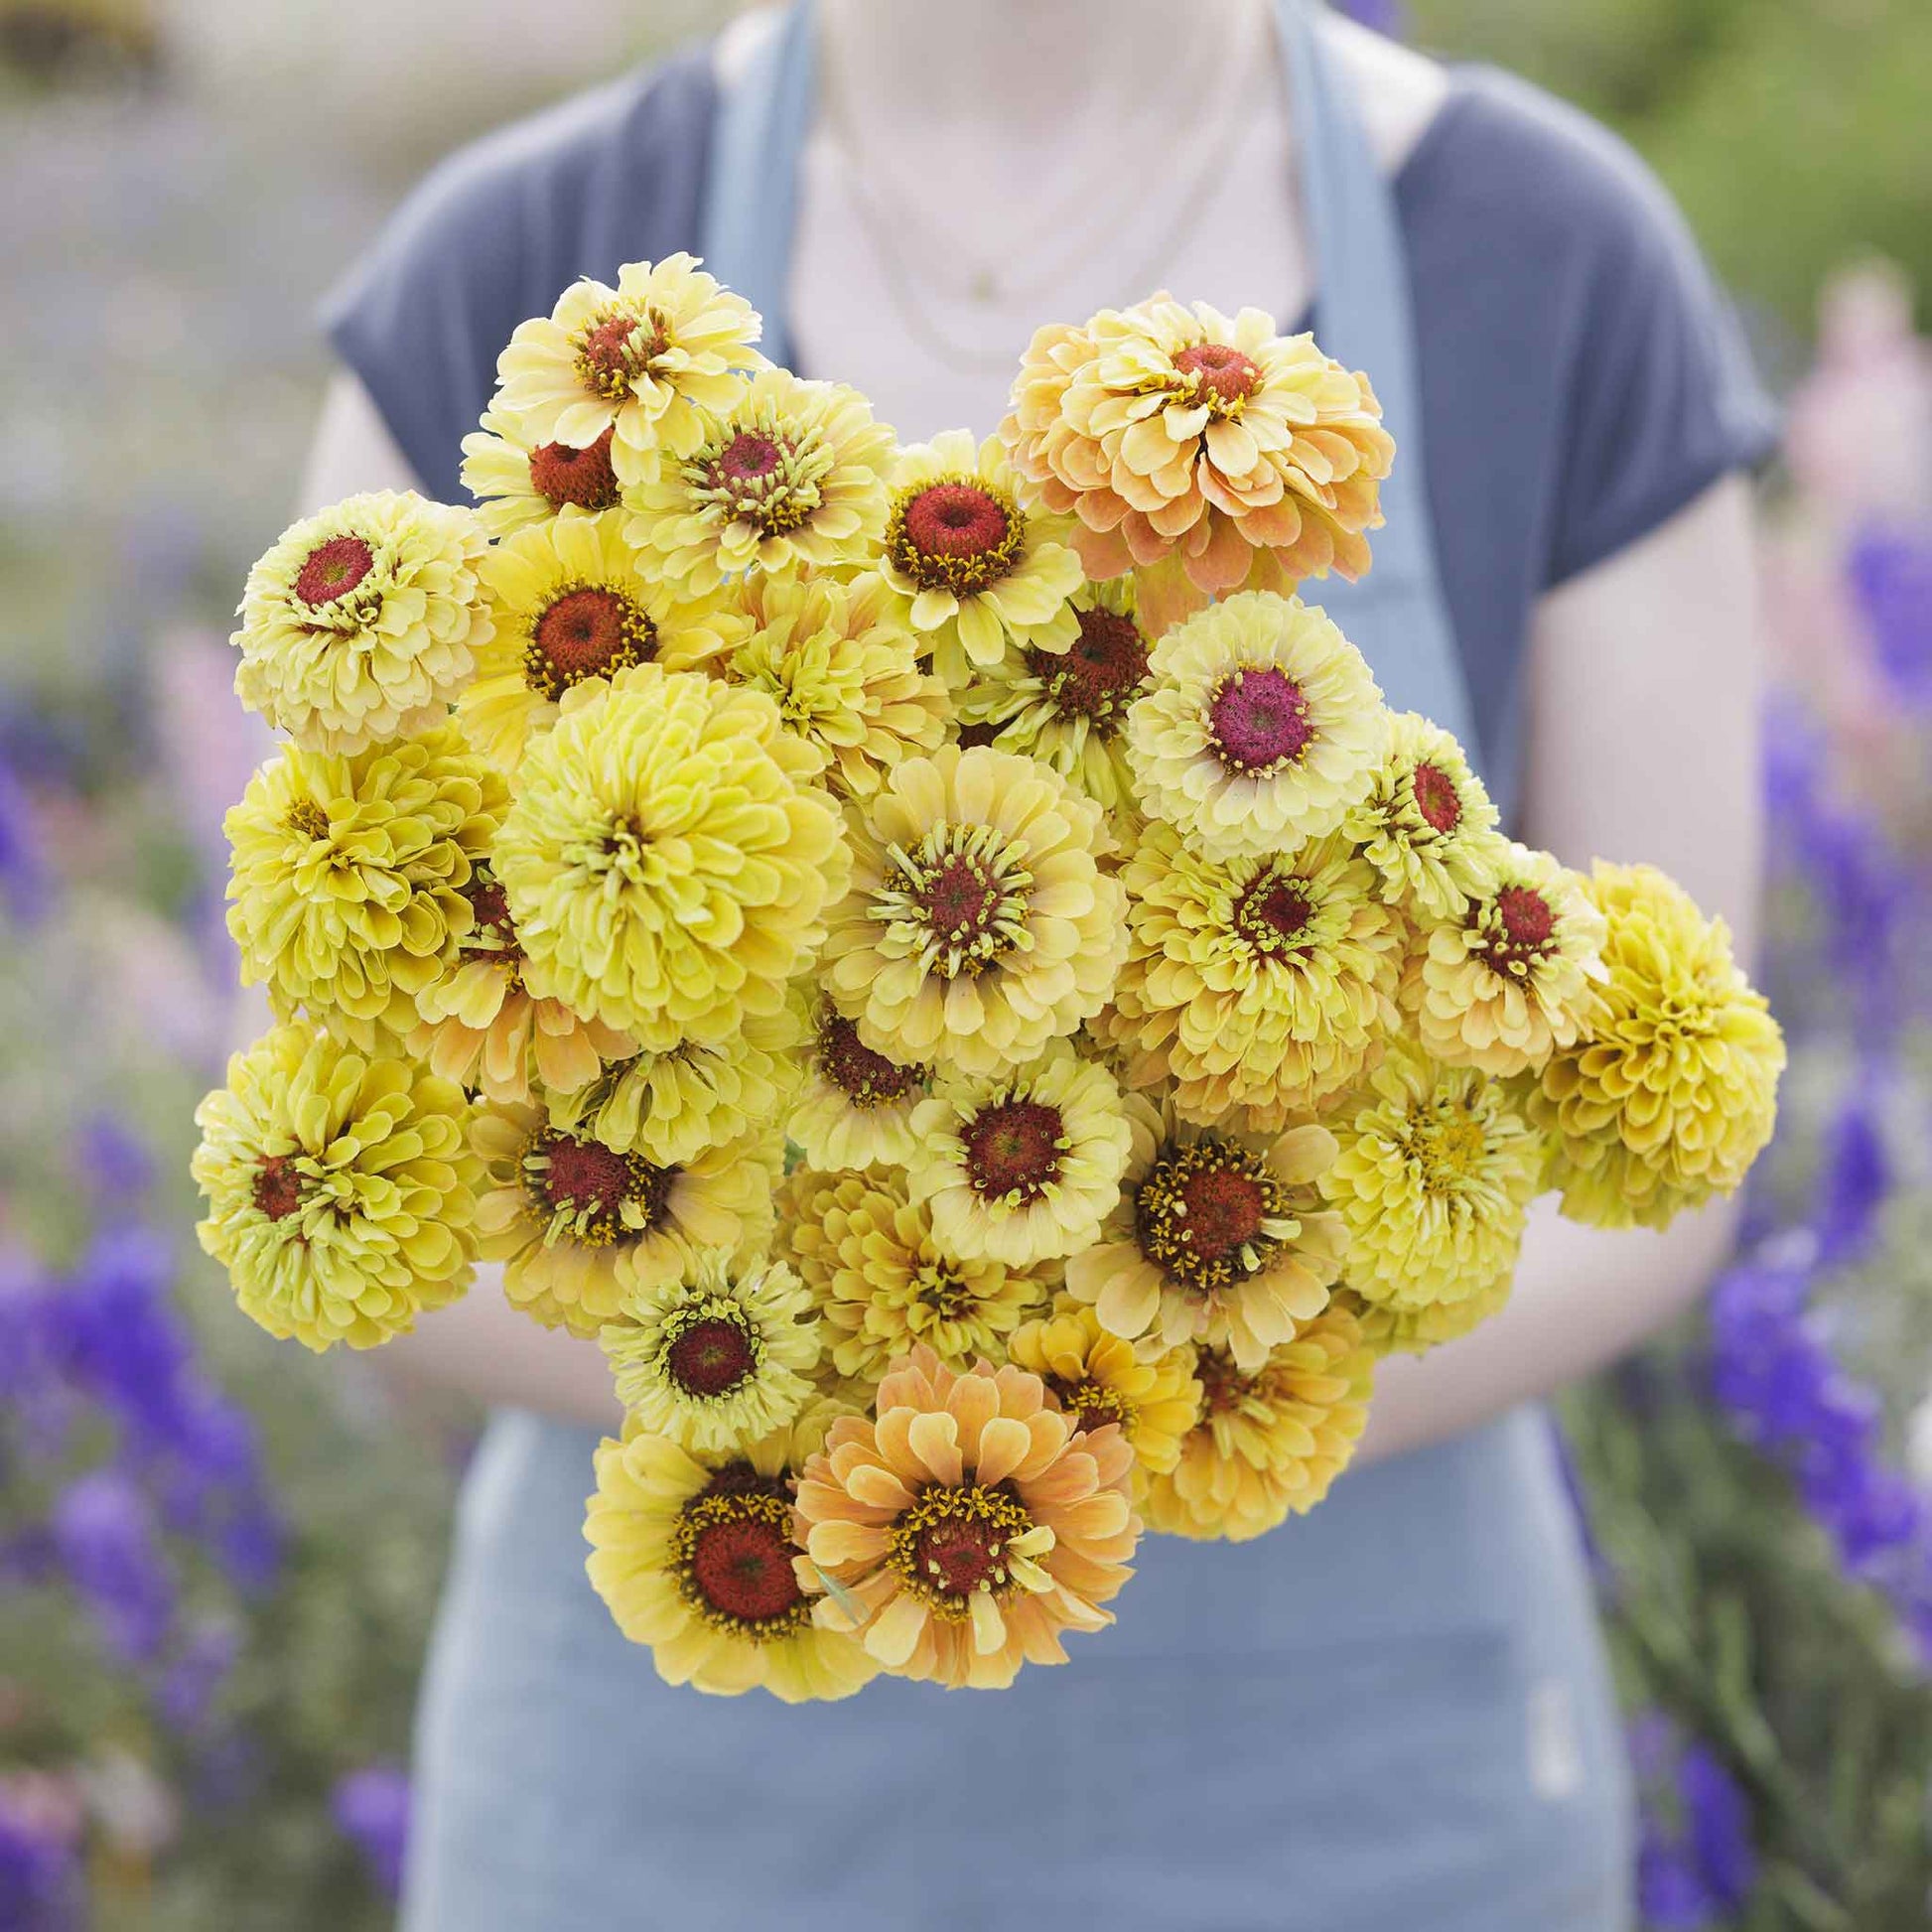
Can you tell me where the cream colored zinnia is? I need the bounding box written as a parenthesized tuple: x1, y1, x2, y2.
(821, 745, 1126, 1078)
(785, 997, 930, 1173)
(1124, 591, 1388, 861)
(1533, 862, 1784, 1231)
(794, 1346, 1139, 1690)
(459, 408, 622, 537)
(489, 253, 765, 487)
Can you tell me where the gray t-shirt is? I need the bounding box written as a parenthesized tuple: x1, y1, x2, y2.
(324, 44, 1778, 782)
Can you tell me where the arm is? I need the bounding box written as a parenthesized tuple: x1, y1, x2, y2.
(1358, 472, 1764, 1462)
(277, 372, 621, 1430)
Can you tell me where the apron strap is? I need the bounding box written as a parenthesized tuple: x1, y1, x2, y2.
(699, 0, 1498, 800)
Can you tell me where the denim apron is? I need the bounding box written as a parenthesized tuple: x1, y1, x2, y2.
(398, 8, 1633, 1926)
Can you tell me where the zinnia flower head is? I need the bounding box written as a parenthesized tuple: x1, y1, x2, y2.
(459, 508, 731, 773)
(233, 491, 491, 756)
(877, 430, 1084, 684)
(794, 1346, 1139, 1689)
(586, 1408, 878, 1702)
(544, 1003, 803, 1173)
(600, 1251, 821, 1454)
(1124, 591, 1388, 861)
(1105, 824, 1404, 1128)
(459, 406, 623, 537)
(999, 297, 1394, 632)
(822, 745, 1126, 1078)
(952, 575, 1153, 823)
(781, 1168, 1052, 1389)
(903, 1042, 1135, 1267)
(489, 253, 765, 487)
(1340, 710, 1504, 920)
(1064, 1094, 1346, 1371)
(1006, 1299, 1202, 1487)
(625, 368, 895, 595)
(224, 725, 507, 1052)
(474, 1100, 777, 1337)
(192, 1023, 480, 1350)
(712, 570, 948, 799)
(409, 859, 634, 1105)
(785, 996, 931, 1173)
(1532, 862, 1784, 1230)
(492, 664, 850, 1049)
(1143, 1307, 1373, 1541)
(1403, 841, 1608, 1077)
(1318, 1041, 1544, 1311)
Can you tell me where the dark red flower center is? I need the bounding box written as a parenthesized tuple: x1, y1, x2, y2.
(527, 426, 621, 511)
(526, 1131, 670, 1246)
(1173, 342, 1262, 407)
(666, 1316, 758, 1399)
(541, 1136, 634, 1217)
(1233, 872, 1315, 955)
(534, 589, 630, 680)
(1478, 884, 1558, 977)
(817, 1011, 922, 1107)
(294, 535, 374, 608)
(888, 475, 1024, 594)
(922, 856, 1005, 947)
(902, 483, 1011, 560)
(1196, 1348, 1247, 1416)
(577, 309, 663, 395)
(1411, 761, 1461, 834)
(252, 1156, 306, 1221)
(719, 432, 782, 483)
(1178, 1168, 1267, 1258)
(1029, 607, 1150, 728)
(1059, 1379, 1132, 1435)
(688, 1508, 804, 1624)
(962, 1098, 1064, 1201)
(917, 1515, 1004, 1596)
(1135, 1140, 1285, 1296)
(1208, 667, 1313, 771)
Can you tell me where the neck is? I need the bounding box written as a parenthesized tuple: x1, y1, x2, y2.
(819, 0, 1270, 147)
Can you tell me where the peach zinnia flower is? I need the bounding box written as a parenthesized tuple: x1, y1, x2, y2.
(794, 1347, 1139, 1689)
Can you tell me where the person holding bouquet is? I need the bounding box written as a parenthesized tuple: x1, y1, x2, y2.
(282, 1, 1774, 1924)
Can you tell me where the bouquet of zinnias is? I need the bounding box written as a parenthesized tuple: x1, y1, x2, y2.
(193, 255, 1784, 1700)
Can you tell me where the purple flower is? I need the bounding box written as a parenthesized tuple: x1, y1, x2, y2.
(1334, 0, 1408, 33)
(1849, 523, 1932, 709)
(1629, 1714, 1757, 1928)
(332, 1765, 411, 1899)
(68, 1115, 156, 1212)
(49, 1469, 175, 1664)
(1813, 1078, 1889, 1263)
(0, 749, 48, 925)
(0, 1778, 83, 1932)
(156, 1617, 240, 1736)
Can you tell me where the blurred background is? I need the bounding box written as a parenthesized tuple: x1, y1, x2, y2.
(1, 1, 1929, 1925)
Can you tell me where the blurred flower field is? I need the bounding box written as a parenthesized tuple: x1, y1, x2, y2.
(2, 4, 1931, 1927)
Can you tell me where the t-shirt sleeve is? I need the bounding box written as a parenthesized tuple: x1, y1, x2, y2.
(1541, 107, 1781, 587)
(319, 55, 714, 504)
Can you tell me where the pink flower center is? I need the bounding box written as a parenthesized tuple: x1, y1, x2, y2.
(1479, 885, 1557, 977)
(1233, 873, 1315, 956)
(1411, 761, 1461, 833)
(718, 432, 782, 483)
(294, 535, 374, 607)
(251, 1156, 305, 1221)
(1173, 342, 1262, 408)
(817, 1011, 923, 1107)
(527, 426, 620, 511)
(922, 856, 1005, 948)
(1029, 607, 1150, 729)
(576, 308, 663, 397)
(666, 1316, 758, 1399)
(902, 483, 1010, 560)
(1208, 667, 1313, 772)
(888, 477, 1024, 596)
(689, 1508, 803, 1624)
(962, 1097, 1065, 1201)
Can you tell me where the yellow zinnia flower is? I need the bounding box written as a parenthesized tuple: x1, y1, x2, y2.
(625, 368, 895, 595)
(192, 1023, 479, 1351)
(491, 664, 850, 1049)
(458, 508, 731, 773)
(1403, 841, 1608, 1077)
(952, 575, 1152, 824)
(903, 1041, 1135, 1267)
(408, 858, 634, 1106)
(780, 1168, 1052, 1389)
(224, 724, 506, 1052)
(1105, 824, 1404, 1129)
(459, 407, 623, 537)
(999, 297, 1394, 632)
(795, 1346, 1139, 1690)
(1334, 1278, 1511, 1359)
(1318, 1041, 1544, 1312)
(1006, 1299, 1202, 1488)
(1533, 862, 1784, 1230)
(232, 490, 491, 757)
(876, 430, 1084, 683)
(1340, 711, 1505, 921)
(1124, 591, 1388, 861)
(1143, 1309, 1373, 1541)
(711, 571, 948, 800)
(473, 1101, 778, 1338)
(586, 1408, 878, 1702)
(821, 745, 1125, 1078)
(544, 1003, 803, 1172)
(1064, 1094, 1346, 1371)
(489, 253, 765, 487)
(600, 1251, 821, 1455)
(785, 996, 930, 1173)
